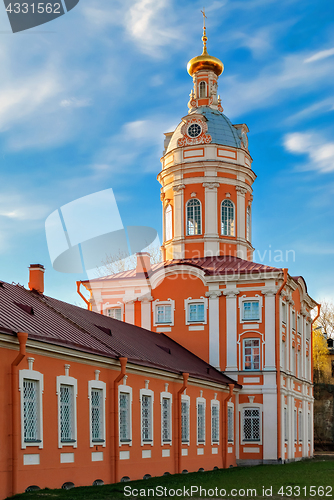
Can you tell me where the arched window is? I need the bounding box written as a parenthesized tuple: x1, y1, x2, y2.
(186, 199, 201, 235)
(165, 204, 172, 241)
(221, 200, 235, 236)
(199, 81, 206, 98)
(246, 205, 251, 241)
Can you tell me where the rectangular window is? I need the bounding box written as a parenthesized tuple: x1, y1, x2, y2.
(281, 341, 286, 370)
(282, 302, 287, 324)
(227, 406, 234, 443)
(294, 409, 297, 442)
(181, 400, 190, 443)
(292, 347, 295, 374)
(141, 395, 153, 443)
(60, 385, 75, 443)
(284, 407, 288, 442)
(91, 389, 103, 442)
(292, 311, 296, 331)
(107, 307, 122, 320)
(244, 339, 260, 370)
(188, 303, 204, 322)
(299, 411, 302, 442)
(243, 301, 259, 321)
(23, 379, 39, 443)
(243, 408, 260, 441)
(297, 316, 302, 335)
(212, 404, 219, 444)
(197, 402, 205, 444)
(162, 397, 171, 443)
(308, 413, 311, 442)
(298, 351, 301, 378)
(156, 305, 172, 324)
(119, 392, 131, 442)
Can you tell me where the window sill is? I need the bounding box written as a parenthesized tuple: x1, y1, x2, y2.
(92, 439, 105, 443)
(61, 439, 76, 443)
(24, 439, 42, 444)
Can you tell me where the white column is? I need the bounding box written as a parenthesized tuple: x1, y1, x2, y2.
(263, 289, 277, 370)
(287, 390, 294, 460)
(203, 182, 219, 257)
(223, 288, 239, 371)
(124, 301, 135, 325)
(172, 184, 185, 259)
(263, 391, 278, 461)
(206, 289, 222, 369)
(236, 185, 247, 259)
(140, 296, 153, 331)
(302, 397, 307, 457)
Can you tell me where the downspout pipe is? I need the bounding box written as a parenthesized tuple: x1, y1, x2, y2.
(113, 357, 127, 484)
(177, 373, 189, 474)
(275, 268, 288, 462)
(11, 331, 28, 496)
(311, 304, 321, 383)
(76, 281, 92, 311)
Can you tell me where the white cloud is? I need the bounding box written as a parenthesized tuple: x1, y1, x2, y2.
(0, 193, 50, 221)
(286, 98, 334, 124)
(304, 47, 334, 64)
(60, 98, 92, 108)
(284, 132, 334, 173)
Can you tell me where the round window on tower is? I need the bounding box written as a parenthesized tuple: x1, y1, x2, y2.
(187, 123, 202, 138)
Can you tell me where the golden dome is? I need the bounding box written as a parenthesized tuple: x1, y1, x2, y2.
(187, 22, 224, 77)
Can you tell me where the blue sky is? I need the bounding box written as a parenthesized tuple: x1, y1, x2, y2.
(0, 0, 333, 306)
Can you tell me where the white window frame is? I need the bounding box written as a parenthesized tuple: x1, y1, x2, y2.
(184, 297, 208, 325)
(104, 301, 124, 320)
(119, 384, 133, 447)
(199, 80, 206, 98)
(284, 406, 288, 442)
(221, 199, 235, 236)
(239, 294, 263, 324)
(19, 369, 44, 449)
(227, 402, 234, 444)
(211, 399, 220, 445)
(196, 396, 206, 446)
(181, 394, 190, 445)
(291, 310, 296, 332)
(240, 404, 262, 445)
(56, 375, 78, 449)
(140, 388, 154, 446)
(186, 198, 202, 236)
(281, 339, 286, 370)
(160, 391, 172, 446)
(294, 408, 297, 442)
(282, 301, 287, 324)
(298, 410, 303, 443)
(246, 205, 251, 241)
(153, 299, 175, 327)
(88, 379, 106, 448)
(307, 412, 311, 443)
(243, 338, 261, 371)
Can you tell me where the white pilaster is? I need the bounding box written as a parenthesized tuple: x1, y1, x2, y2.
(203, 182, 219, 257)
(223, 288, 239, 371)
(172, 184, 185, 258)
(205, 289, 222, 369)
(263, 391, 278, 461)
(140, 296, 153, 331)
(125, 301, 135, 325)
(263, 289, 276, 370)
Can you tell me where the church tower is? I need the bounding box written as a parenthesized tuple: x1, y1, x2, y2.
(158, 18, 255, 261)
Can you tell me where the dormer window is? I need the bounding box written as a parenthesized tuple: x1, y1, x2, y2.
(199, 81, 206, 98)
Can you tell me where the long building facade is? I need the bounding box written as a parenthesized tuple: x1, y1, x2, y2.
(80, 27, 318, 467)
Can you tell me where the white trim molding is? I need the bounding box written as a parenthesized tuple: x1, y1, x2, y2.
(88, 377, 106, 448)
(160, 387, 173, 446)
(181, 394, 190, 446)
(239, 294, 263, 324)
(56, 371, 78, 449)
(19, 366, 44, 449)
(140, 383, 154, 446)
(118, 380, 133, 447)
(153, 299, 175, 327)
(211, 397, 220, 445)
(239, 402, 263, 446)
(196, 395, 206, 446)
(184, 296, 208, 325)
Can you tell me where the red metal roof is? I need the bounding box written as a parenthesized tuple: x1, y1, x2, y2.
(0, 281, 240, 388)
(85, 255, 282, 283)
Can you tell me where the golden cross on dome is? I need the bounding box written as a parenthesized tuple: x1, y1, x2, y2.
(201, 8, 207, 29)
(200, 8, 208, 54)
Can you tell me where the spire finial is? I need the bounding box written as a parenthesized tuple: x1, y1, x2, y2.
(201, 8, 208, 55)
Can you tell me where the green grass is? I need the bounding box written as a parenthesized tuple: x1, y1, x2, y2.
(8, 458, 334, 500)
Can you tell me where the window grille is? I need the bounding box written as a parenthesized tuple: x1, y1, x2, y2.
(227, 407, 234, 443)
(91, 389, 103, 442)
(282, 302, 287, 324)
(181, 400, 190, 443)
(308, 413, 311, 441)
(23, 379, 39, 442)
(165, 205, 172, 241)
(292, 311, 296, 331)
(281, 341, 285, 370)
(243, 408, 260, 441)
(197, 402, 205, 443)
(284, 408, 288, 441)
(156, 305, 172, 324)
(186, 199, 201, 235)
(119, 392, 131, 442)
(107, 308, 122, 320)
(246, 206, 251, 241)
(292, 347, 295, 374)
(298, 351, 301, 378)
(299, 411, 302, 442)
(162, 398, 171, 442)
(189, 303, 205, 322)
(294, 409, 297, 442)
(60, 385, 74, 442)
(141, 395, 152, 442)
(212, 405, 219, 443)
(221, 200, 235, 236)
(243, 301, 260, 320)
(297, 316, 302, 334)
(199, 81, 206, 98)
(244, 339, 260, 370)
